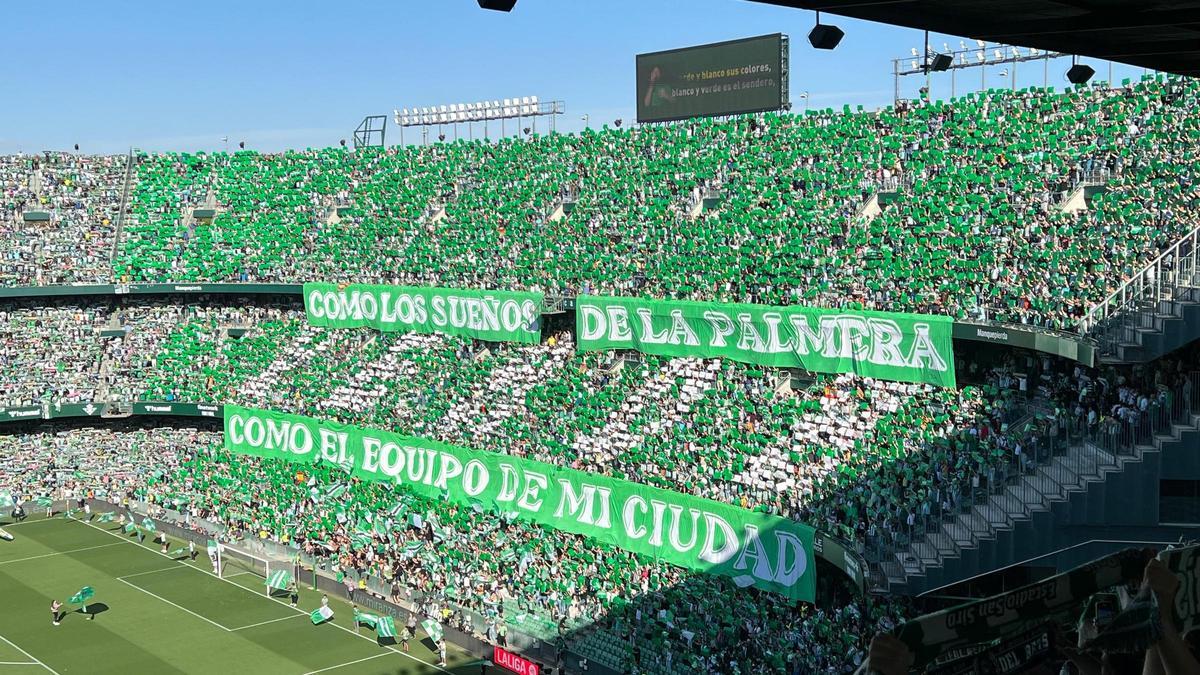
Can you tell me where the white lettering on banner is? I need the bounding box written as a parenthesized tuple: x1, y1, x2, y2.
(636, 308, 672, 345)
(463, 460, 489, 496)
(229, 414, 246, 445)
(667, 505, 702, 554)
(868, 318, 908, 367)
(704, 311, 736, 346)
(227, 413, 313, 457)
(225, 408, 817, 599)
(312, 287, 539, 335)
(773, 531, 808, 585)
(497, 464, 520, 503)
(362, 437, 383, 472)
(578, 304, 605, 341)
(430, 295, 448, 326)
(908, 324, 949, 371)
(433, 453, 463, 490)
(582, 304, 948, 372)
(623, 495, 648, 540)
(647, 499, 669, 547)
(699, 513, 738, 564)
(319, 428, 342, 463)
(517, 471, 548, 512)
(734, 524, 774, 581)
(553, 480, 613, 528)
(307, 290, 326, 319)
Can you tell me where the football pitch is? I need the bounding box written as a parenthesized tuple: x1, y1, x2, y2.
(0, 514, 479, 675)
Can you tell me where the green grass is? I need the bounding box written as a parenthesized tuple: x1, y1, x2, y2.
(0, 515, 481, 675)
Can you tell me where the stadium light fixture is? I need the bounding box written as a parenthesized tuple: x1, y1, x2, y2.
(808, 12, 844, 50)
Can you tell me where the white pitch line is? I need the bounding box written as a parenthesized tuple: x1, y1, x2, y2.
(116, 577, 233, 632)
(69, 516, 454, 674)
(0, 633, 60, 675)
(301, 651, 394, 675)
(228, 614, 305, 631)
(0, 518, 69, 528)
(117, 566, 187, 580)
(0, 661, 38, 665)
(0, 542, 124, 565)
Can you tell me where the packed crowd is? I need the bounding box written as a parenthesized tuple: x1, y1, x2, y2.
(0, 79, 1192, 333)
(90, 75, 1200, 330)
(0, 152, 125, 286)
(0, 294, 1081, 674)
(1, 76, 1198, 673)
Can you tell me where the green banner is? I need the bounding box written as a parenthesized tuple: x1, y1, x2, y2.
(576, 296, 956, 388)
(303, 283, 543, 344)
(224, 405, 816, 603)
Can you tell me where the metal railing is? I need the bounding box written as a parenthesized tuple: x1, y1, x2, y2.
(869, 371, 1200, 575)
(108, 147, 136, 266)
(1078, 224, 1200, 353)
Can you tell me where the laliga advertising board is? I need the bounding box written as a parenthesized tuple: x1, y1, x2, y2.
(224, 405, 817, 603)
(494, 646, 539, 675)
(304, 282, 543, 344)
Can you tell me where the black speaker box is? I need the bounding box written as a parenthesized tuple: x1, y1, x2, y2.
(808, 24, 844, 50)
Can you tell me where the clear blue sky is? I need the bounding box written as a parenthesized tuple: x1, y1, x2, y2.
(0, 0, 1153, 154)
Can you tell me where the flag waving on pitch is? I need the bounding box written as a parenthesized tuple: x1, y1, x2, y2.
(0, 527, 12, 542)
(421, 618, 443, 642)
(310, 606, 334, 625)
(354, 609, 381, 630)
(68, 586, 94, 605)
(266, 569, 292, 591)
(377, 616, 396, 639)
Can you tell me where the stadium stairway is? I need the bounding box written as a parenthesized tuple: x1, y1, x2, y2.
(1085, 225, 1200, 364)
(882, 405, 1200, 595)
(1095, 284, 1200, 364)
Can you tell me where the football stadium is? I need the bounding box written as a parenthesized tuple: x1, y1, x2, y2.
(2, 1, 1200, 673)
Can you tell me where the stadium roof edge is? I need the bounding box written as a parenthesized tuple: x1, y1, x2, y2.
(747, 0, 1200, 76)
